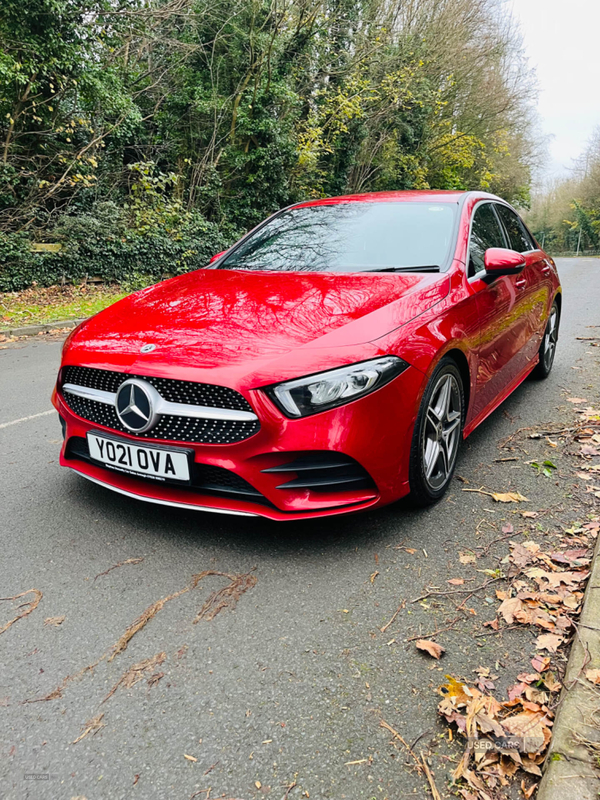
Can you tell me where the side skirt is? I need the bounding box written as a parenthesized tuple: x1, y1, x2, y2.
(463, 356, 539, 439)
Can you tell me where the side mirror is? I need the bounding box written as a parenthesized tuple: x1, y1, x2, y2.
(208, 250, 226, 264)
(484, 247, 526, 277)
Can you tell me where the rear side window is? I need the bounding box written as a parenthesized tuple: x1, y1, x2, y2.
(495, 204, 535, 253)
(468, 203, 506, 276)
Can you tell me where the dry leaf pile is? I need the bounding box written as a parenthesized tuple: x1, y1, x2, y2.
(573, 405, 600, 499)
(438, 513, 599, 798)
(438, 668, 556, 799)
(492, 533, 594, 653)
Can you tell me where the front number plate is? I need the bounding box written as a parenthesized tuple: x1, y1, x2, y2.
(87, 433, 191, 482)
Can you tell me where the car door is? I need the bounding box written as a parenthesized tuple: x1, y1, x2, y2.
(468, 202, 533, 421)
(494, 202, 551, 355)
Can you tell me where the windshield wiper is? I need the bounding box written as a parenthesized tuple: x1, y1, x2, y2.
(361, 265, 440, 273)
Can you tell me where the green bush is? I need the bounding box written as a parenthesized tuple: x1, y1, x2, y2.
(0, 202, 230, 292)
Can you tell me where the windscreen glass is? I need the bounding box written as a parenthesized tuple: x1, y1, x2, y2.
(217, 202, 457, 273)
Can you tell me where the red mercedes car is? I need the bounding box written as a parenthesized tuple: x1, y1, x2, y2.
(52, 191, 561, 520)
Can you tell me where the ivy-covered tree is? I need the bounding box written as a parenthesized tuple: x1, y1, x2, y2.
(0, 0, 541, 287)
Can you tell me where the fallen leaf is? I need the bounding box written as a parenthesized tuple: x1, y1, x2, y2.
(585, 669, 600, 685)
(369, 571, 379, 584)
(535, 633, 563, 653)
(521, 511, 539, 519)
(255, 781, 262, 789)
(567, 397, 587, 404)
(492, 491, 529, 503)
(460, 552, 477, 564)
(498, 596, 524, 624)
(521, 778, 537, 798)
(184, 754, 197, 762)
(510, 542, 536, 569)
(508, 683, 527, 701)
(483, 618, 499, 630)
(531, 655, 550, 673)
(416, 639, 445, 659)
(448, 578, 465, 586)
(502, 710, 550, 753)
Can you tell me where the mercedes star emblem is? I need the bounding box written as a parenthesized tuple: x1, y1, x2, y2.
(115, 379, 160, 433)
(140, 343, 156, 353)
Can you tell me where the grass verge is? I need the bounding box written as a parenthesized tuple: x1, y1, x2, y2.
(0, 283, 128, 329)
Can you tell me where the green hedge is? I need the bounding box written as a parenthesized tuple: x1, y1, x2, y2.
(0, 204, 230, 292)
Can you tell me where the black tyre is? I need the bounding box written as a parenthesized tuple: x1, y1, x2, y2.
(408, 358, 465, 507)
(531, 301, 559, 379)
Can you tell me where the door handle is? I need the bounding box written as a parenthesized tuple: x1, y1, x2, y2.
(515, 277, 527, 289)
(541, 264, 552, 274)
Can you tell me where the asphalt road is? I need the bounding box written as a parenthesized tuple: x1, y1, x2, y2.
(1, 258, 599, 800)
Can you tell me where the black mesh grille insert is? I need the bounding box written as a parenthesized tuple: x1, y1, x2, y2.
(65, 436, 270, 504)
(61, 365, 260, 444)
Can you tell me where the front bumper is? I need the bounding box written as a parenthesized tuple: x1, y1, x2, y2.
(52, 365, 425, 520)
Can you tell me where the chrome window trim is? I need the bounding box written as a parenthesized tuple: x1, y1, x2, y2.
(466, 199, 508, 283)
(76, 472, 258, 516)
(62, 382, 258, 422)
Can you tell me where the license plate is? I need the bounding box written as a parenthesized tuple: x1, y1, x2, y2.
(87, 433, 191, 482)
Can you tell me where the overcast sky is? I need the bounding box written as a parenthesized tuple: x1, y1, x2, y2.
(509, 0, 600, 181)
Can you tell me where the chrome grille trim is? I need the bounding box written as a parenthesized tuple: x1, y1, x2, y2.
(62, 383, 258, 422)
(63, 384, 116, 405)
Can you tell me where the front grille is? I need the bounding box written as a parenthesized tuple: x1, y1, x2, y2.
(65, 436, 270, 504)
(61, 366, 260, 444)
(262, 452, 376, 493)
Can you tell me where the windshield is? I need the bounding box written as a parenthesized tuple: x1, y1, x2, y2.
(217, 201, 457, 273)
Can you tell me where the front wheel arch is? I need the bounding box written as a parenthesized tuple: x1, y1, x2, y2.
(408, 356, 465, 507)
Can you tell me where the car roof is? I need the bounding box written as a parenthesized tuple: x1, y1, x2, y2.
(293, 189, 503, 208)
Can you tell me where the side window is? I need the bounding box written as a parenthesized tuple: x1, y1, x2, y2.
(468, 203, 506, 277)
(495, 204, 534, 253)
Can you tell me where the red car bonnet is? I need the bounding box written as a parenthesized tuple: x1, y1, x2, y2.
(65, 268, 450, 372)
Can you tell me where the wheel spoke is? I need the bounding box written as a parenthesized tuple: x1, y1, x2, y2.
(424, 439, 440, 479)
(427, 407, 441, 429)
(438, 376, 452, 417)
(438, 438, 449, 478)
(444, 415, 461, 437)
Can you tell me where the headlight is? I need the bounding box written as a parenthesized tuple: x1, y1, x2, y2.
(267, 356, 409, 418)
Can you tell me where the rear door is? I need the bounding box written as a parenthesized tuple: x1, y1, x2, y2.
(495, 203, 551, 353)
(469, 202, 533, 420)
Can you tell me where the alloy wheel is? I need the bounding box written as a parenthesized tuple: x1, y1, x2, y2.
(422, 373, 462, 491)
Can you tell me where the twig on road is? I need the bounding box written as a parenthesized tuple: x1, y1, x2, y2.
(380, 599, 406, 633)
(406, 615, 463, 642)
(474, 625, 520, 638)
(93, 557, 144, 582)
(0, 589, 42, 635)
(380, 720, 422, 770)
(421, 751, 442, 800)
(411, 577, 503, 603)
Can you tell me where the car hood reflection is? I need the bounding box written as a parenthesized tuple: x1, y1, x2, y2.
(68, 268, 450, 368)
